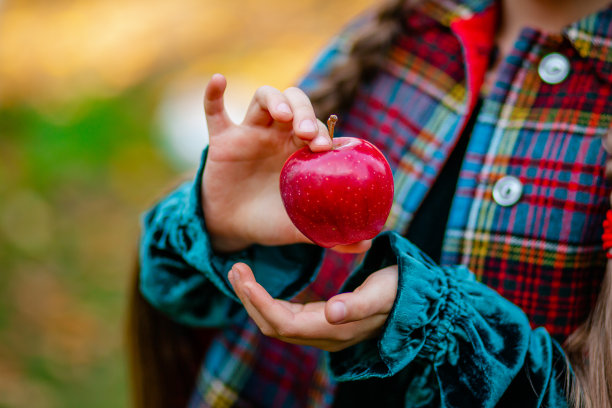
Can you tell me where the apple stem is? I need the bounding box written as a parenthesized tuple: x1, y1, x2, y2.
(327, 115, 338, 140)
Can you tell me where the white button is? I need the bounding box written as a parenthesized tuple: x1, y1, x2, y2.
(538, 53, 570, 84)
(493, 176, 523, 207)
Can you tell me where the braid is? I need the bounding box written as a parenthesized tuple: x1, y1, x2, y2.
(309, 0, 418, 119)
(565, 260, 612, 408)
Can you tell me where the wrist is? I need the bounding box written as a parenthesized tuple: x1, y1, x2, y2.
(209, 235, 251, 253)
(207, 223, 252, 253)
(201, 189, 252, 253)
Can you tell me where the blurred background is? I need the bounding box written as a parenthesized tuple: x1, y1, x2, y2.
(0, 0, 374, 406)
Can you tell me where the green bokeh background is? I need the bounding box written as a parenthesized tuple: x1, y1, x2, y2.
(0, 87, 173, 408)
(0, 1, 372, 406)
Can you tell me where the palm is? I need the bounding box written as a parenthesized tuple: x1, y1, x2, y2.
(228, 263, 399, 352)
(204, 122, 306, 248)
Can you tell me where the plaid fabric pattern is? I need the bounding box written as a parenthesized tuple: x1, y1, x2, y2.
(190, 0, 612, 406)
(339, 0, 612, 341)
(188, 320, 336, 408)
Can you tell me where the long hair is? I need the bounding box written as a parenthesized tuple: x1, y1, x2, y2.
(308, 0, 612, 405)
(564, 260, 612, 408)
(309, 0, 415, 120)
(127, 0, 612, 406)
(126, 1, 413, 406)
(127, 257, 213, 408)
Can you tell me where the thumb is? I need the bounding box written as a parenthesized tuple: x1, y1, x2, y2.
(204, 73, 232, 135)
(325, 265, 398, 324)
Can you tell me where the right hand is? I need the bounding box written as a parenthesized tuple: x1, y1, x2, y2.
(228, 262, 398, 352)
(604, 128, 612, 185)
(202, 74, 370, 254)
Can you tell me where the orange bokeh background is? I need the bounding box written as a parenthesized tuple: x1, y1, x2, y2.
(0, 1, 375, 406)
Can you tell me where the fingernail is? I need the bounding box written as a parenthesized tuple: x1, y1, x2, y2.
(228, 269, 234, 282)
(312, 135, 331, 148)
(277, 103, 291, 114)
(298, 119, 316, 133)
(328, 301, 346, 323)
(232, 266, 241, 283)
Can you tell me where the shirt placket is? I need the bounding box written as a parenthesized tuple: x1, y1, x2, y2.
(440, 27, 542, 268)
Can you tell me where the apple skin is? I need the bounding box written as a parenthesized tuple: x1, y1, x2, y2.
(280, 137, 394, 248)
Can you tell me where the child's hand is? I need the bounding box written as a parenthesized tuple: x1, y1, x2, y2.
(604, 128, 612, 185)
(228, 262, 398, 352)
(202, 74, 369, 254)
(603, 129, 612, 204)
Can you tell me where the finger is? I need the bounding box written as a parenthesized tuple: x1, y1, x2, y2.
(230, 262, 329, 340)
(603, 128, 612, 154)
(325, 265, 398, 324)
(288, 119, 332, 152)
(331, 240, 372, 254)
(239, 269, 336, 339)
(308, 119, 334, 152)
(267, 314, 388, 352)
(606, 159, 612, 182)
(243, 86, 294, 127)
(231, 262, 322, 339)
(231, 263, 381, 346)
(273, 313, 389, 351)
(248, 286, 353, 341)
(603, 129, 612, 181)
(228, 263, 275, 334)
(284, 88, 332, 151)
(275, 299, 308, 314)
(231, 264, 389, 350)
(204, 73, 233, 134)
(241, 279, 309, 338)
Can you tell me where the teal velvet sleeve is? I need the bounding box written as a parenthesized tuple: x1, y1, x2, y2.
(329, 232, 571, 407)
(139, 149, 324, 327)
(139, 11, 370, 328)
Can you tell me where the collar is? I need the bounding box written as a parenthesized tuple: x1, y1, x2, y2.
(419, 0, 612, 82)
(564, 5, 612, 82)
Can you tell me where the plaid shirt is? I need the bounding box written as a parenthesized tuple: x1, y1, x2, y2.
(185, 0, 612, 406)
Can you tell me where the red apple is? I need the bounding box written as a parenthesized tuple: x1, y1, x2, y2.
(280, 116, 394, 248)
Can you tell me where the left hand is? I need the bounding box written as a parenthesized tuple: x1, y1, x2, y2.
(603, 128, 612, 201)
(603, 128, 612, 183)
(202, 75, 371, 255)
(228, 262, 398, 352)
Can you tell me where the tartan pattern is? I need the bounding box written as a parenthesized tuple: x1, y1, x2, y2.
(189, 0, 612, 406)
(338, 0, 612, 341)
(188, 319, 337, 408)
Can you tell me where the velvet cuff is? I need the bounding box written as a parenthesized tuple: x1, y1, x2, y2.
(328, 231, 571, 407)
(138, 148, 324, 327)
